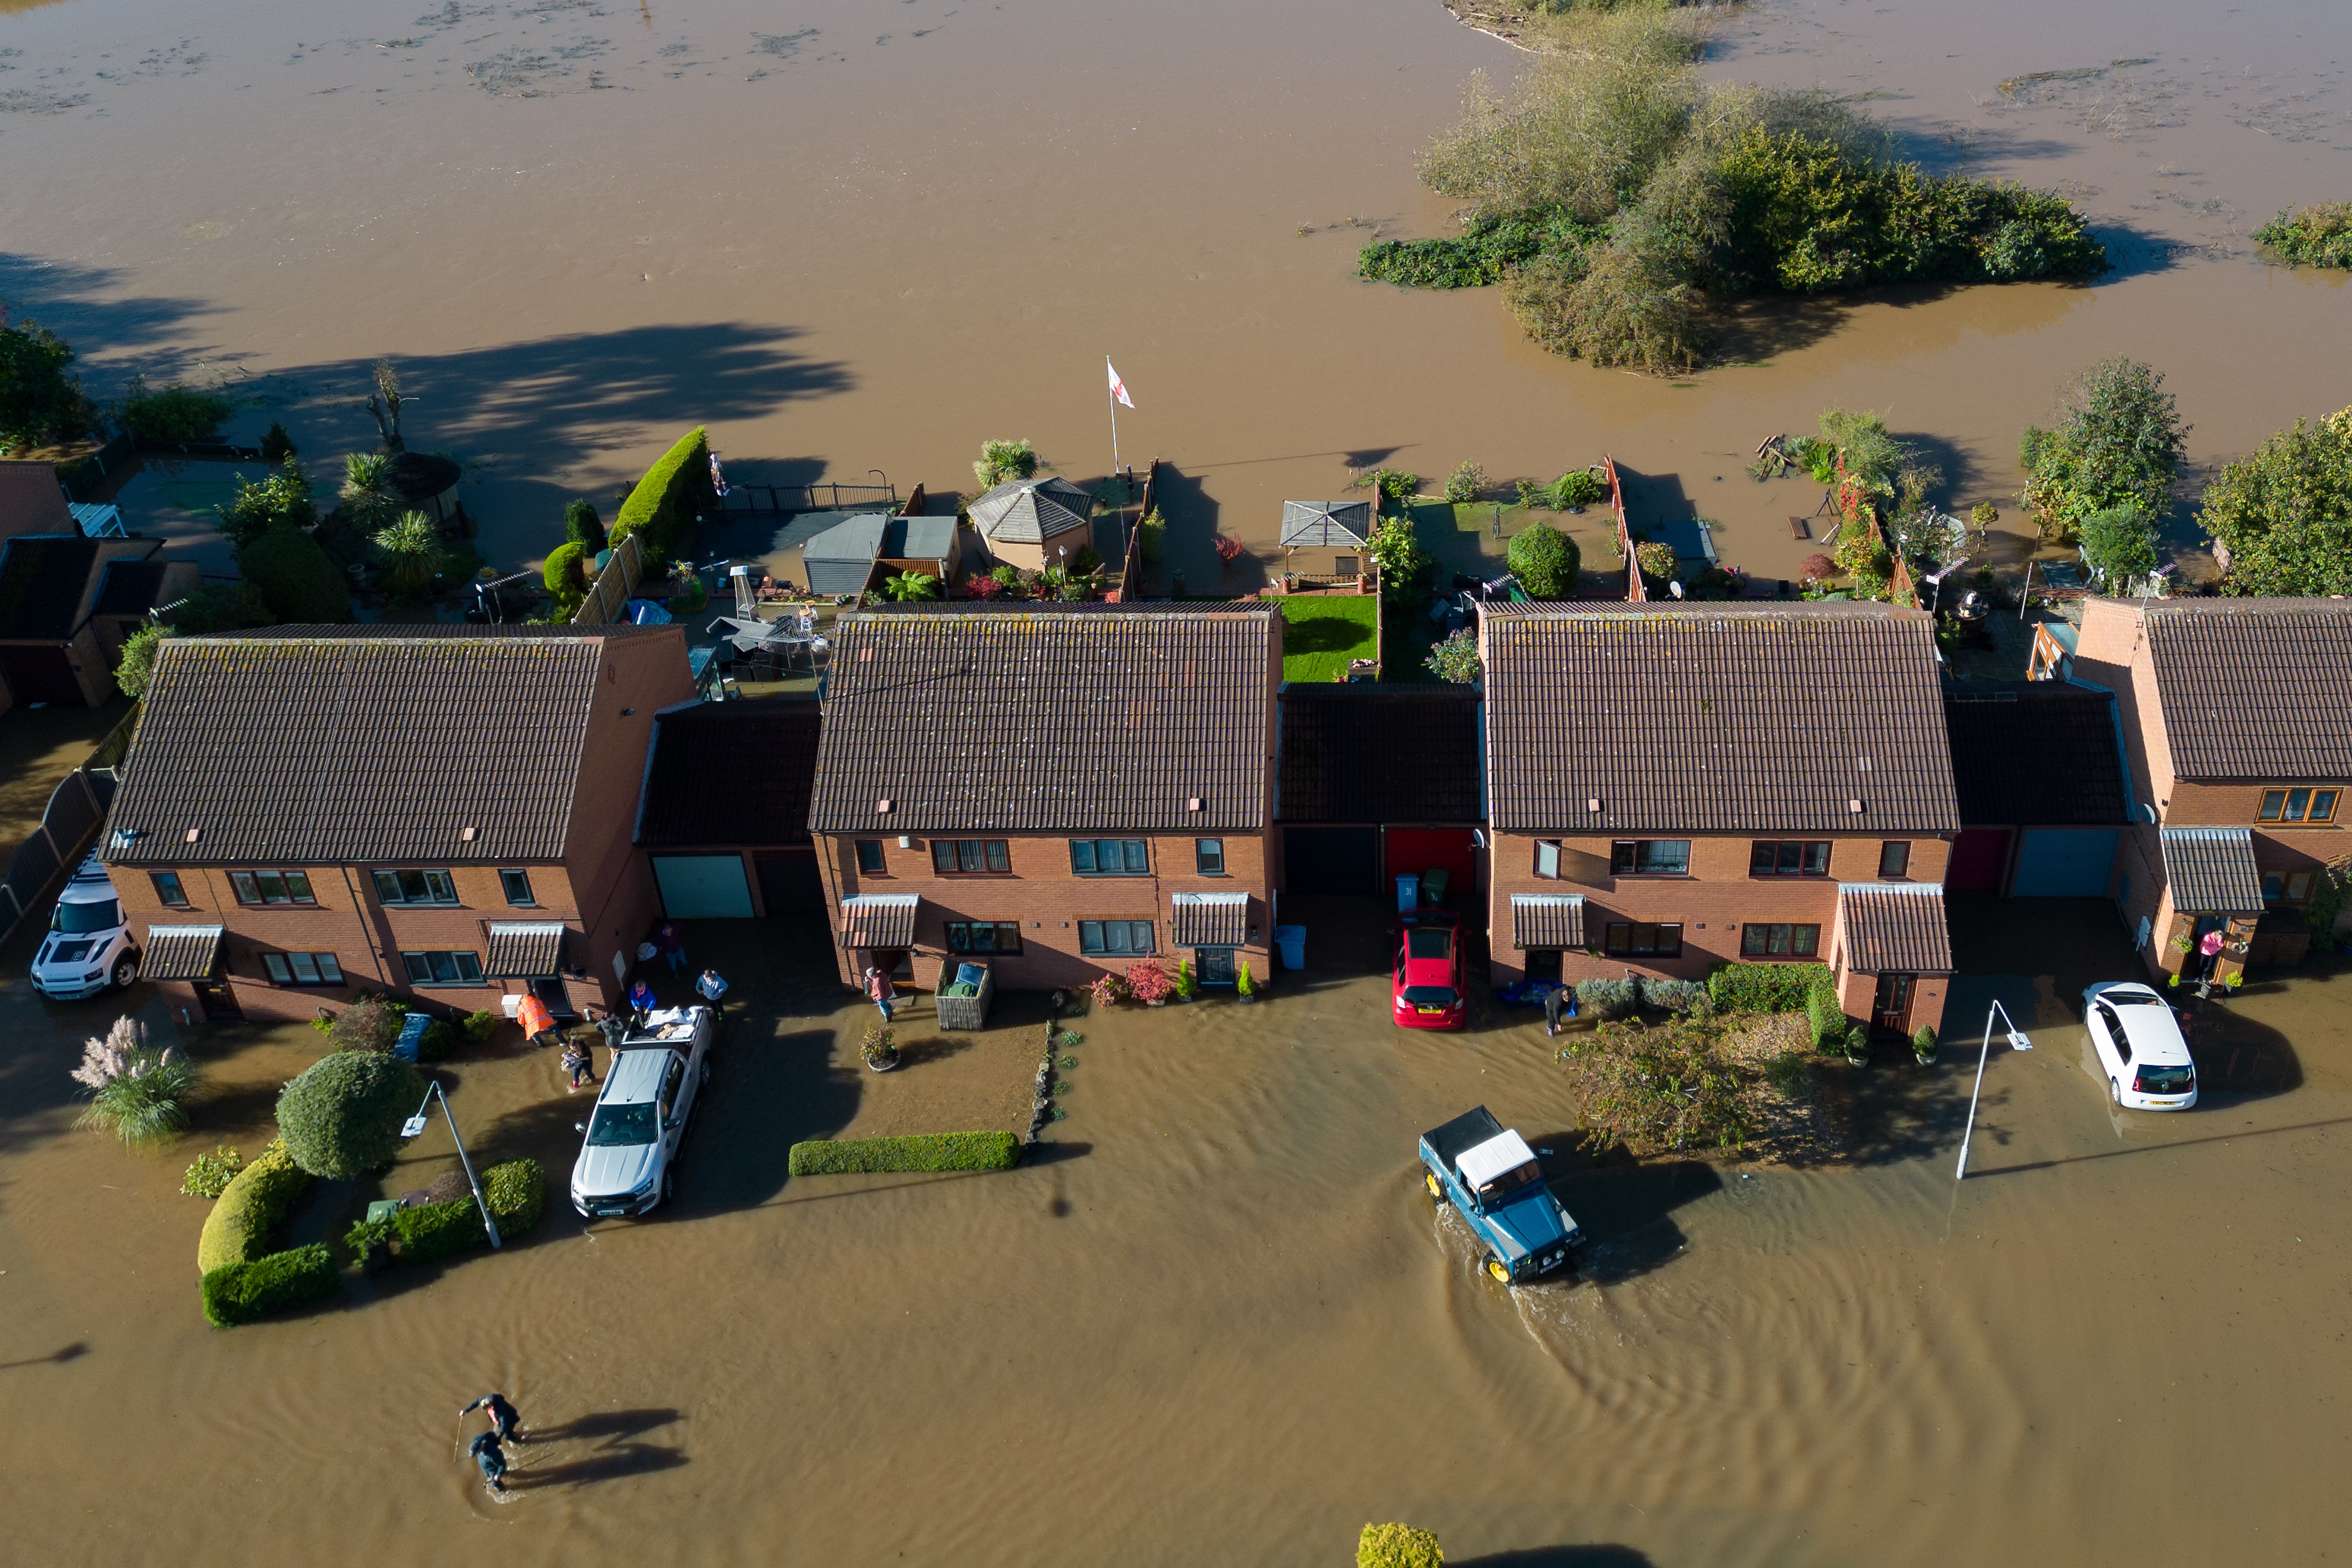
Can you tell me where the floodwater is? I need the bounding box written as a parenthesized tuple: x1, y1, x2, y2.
(5, 897, 2352, 1566)
(2, 0, 2348, 589)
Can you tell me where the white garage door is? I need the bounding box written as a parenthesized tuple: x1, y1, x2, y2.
(652, 854, 755, 918)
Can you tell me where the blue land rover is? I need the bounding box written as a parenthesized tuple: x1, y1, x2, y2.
(1420, 1105, 1581, 1285)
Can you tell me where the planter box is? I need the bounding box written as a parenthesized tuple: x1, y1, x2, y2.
(936, 961, 994, 1031)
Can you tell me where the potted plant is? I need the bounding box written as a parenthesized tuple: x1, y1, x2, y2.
(1090, 973, 1129, 1009)
(1174, 958, 1197, 1002)
(1127, 960, 1174, 1007)
(1911, 1024, 1938, 1066)
(1843, 1022, 1872, 1068)
(860, 1023, 900, 1073)
(1236, 962, 1257, 1004)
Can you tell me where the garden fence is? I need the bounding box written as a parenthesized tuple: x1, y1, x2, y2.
(0, 766, 119, 947)
(1607, 456, 1642, 604)
(573, 533, 646, 626)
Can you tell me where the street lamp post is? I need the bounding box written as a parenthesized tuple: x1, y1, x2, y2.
(1955, 999, 2034, 1181)
(402, 1080, 501, 1248)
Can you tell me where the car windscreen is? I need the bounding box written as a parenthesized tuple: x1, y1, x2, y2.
(2107, 991, 2168, 1007)
(1474, 1161, 1544, 1207)
(1402, 985, 1457, 1006)
(2136, 1063, 2196, 1094)
(53, 898, 121, 934)
(1406, 929, 1451, 960)
(586, 1102, 658, 1146)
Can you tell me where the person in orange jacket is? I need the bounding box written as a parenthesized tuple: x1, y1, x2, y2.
(516, 992, 557, 1047)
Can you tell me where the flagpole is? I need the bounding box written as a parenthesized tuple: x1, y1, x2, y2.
(1107, 356, 1121, 479)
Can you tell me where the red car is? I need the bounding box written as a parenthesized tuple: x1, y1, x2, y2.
(1392, 912, 1465, 1030)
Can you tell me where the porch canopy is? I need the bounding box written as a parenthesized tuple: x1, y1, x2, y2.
(1171, 891, 1248, 947)
(1280, 500, 1371, 550)
(143, 923, 224, 980)
(485, 922, 567, 978)
(1835, 884, 1953, 974)
(2160, 827, 2265, 915)
(1509, 893, 1586, 949)
(839, 893, 918, 949)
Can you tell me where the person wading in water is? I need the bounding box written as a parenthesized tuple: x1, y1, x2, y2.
(462, 1390, 525, 1445)
(469, 1430, 509, 1495)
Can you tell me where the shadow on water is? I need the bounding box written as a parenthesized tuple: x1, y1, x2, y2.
(1538, 1146, 1720, 1285)
(0, 1342, 89, 1371)
(526, 1407, 679, 1444)
(1457, 1548, 1656, 1568)
(510, 1440, 688, 1490)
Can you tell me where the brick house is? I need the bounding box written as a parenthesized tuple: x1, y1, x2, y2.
(635, 697, 824, 918)
(103, 623, 693, 1023)
(808, 603, 1280, 992)
(0, 534, 199, 710)
(1479, 603, 1960, 1037)
(2071, 595, 2352, 981)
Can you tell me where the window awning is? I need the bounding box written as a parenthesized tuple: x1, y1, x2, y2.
(485, 922, 568, 978)
(2161, 827, 2265, 915)
(1835, 884, 1953, 974)
(1510, 894, 1585, 950)
(839, 894, 919, 949)
(1170, 891, 1249, 947)
(143, 924, 224, 981)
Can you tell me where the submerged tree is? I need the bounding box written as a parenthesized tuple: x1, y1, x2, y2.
(2020, 358, 2187, 543)
(361, 358, 408, 453)
(2198, 407, 2352, 596)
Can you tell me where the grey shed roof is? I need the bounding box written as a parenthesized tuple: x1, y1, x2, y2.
(809, 603, 1276, 835)
(2130, 598, 2352, 780)
(104, 627, 659, 867)
(969, 477, 1093, 544)
(803, 512, 892, 563)
(2160, 827, 2266, 915)
(1280, 500, 1371, 549)
(1481, 603, 1960, 835)
(884, 517, 957, 560)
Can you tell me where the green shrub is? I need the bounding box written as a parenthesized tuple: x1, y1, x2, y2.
(1069, 544, 1102, 576)
(1842, 1021, 1873, 1063)
(181, 1145, 246, 1199)
(117, 379, 233, 444)
(395, 1195, 489, 1263)
(218, 456, 318, 546)
(1365, 514, 1435, 606)
(1707, 960, 1833, 1013)
(1550, 468, 1606, 508)
(1359, 1522, 1445, 1568)
(2020, 358, 2186, 543)
(2254, 202, 2352, 269)
(260, 422, 296, 464)
(1425, 628, 1480, 684)
(463, 1009, 501, 1044)
(1360, 207, 1602, 288)
(327, 995, 405, 1054)
(974, 438, 1039, 489)
(2196, 407, 2352, 597)
(276, 1051, 424, 1180)
(419, 1020, 462, 1062)
(1444, 460, 1488, 504)
(1575, 975, 1637, 1019)
(1640, 976, 1707, 1014)
(1506, 521, 1580, 597)
(787, 1131, 1023, 1176)
(240, 524, 351, 623)
(1912, 1024, 1939, 1062)
(564, 496, 607, 552)
(197, 1139, 313, 1273)
(1510, 241, 1707, 372)
(113, 622, 168, 698)
(372, 510, 445, 598)
(485, 1158, 547, 1236)
(201, 1243, 337, 1328)
(544, 539, 588, 599)
(1, 311, 90, 450)
(1804, 981, 1846, 1050)
(2078, 503, 2158, 583)
(172, 579, 271, 633)
(610, 426, 711, 559)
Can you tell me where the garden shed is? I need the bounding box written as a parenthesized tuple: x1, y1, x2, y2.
(794, 511, 891, 597)
(968, 477, 1093, 572)
(1279, 500, 1372, 586)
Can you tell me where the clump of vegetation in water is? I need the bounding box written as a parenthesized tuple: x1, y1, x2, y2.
(115, 375, 234, 444)
(1443, 459, 1487, 504)
(1358, 1521, 1444, 1568)
(2253, 202, 2352, 269)
(1366, 8, 2105, 370)
(2196, 407, 2352, 597)
(0, 304, 92, 452)
(1560, 1016, 1754, 1152)
(974, 437, 1040, 489)
(2018, 358, 2185, 585)
(181, 1145, 247, 1199)
(72, 1017, 199, 1147)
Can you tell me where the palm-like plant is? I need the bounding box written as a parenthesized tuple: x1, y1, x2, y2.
(339, 451, 401, 530)
(884, 570, 940, 601)
(72, 1017, 199, 1146)
(371, 510, 445, 597)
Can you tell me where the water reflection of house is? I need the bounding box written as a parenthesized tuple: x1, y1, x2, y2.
(808, 603, 1280, 992)
(103, 623, 692, 1023)
(1942, 681, 2129, 898)
(1277, 500, 1372, 591)
(968, 477, 1093, 573)
(1479, 602, 1959, 1040)
(0, 535, 200, 711)
(2074, 595, 2352, 980)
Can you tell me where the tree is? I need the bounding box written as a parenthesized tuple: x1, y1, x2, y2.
(1444, 459, 1486, 504)
(240, 525, 351, 623)
(1426, 628, 1480, 684)
(361, 358, 407, 453)
(2078, 504, 2158, 583)
(974, 438, 1040, 490)
(0, 306, 89, 451)
(221, 456, 318, 547)
(543, 540, 588, 610)
(260, 422, 297, 464)
(1506, 521, 1581, 597)
(884, 570, 941, 601)
(371, 510, 445, 598)
(2020, 358, 2187, 540)
(2198, 408, 2352, 597)
(113, 622, 169, 698)
(1364, 514, 1434, 606)
(275, 1050, 424, 1180)
(564, 497, 607, 554)
(338, 451, 401, 532)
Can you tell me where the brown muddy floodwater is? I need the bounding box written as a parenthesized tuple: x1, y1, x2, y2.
(5, 896, 2352, 1566)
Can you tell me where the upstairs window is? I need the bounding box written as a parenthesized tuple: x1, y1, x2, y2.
(1071, 838, 1150, 875)
(1610, 840, 1690, 876)
(932, 840, 1011, 875)
(1750, 841, 1830, 877)
(2259, 788, 2339, 824)
(1534, 841, 1562, 880)
(230, 869, 317, 906)
(151, 871, 190, 908)
(498, 869, 537, 907)
(374, 869, 457, 906)
(1878, 841, 1911, 879)
(1195, 839, 1225, 876)
(855, 840, 887, 875)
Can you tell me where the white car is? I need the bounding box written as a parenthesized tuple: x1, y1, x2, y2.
(30, 853, 138, 1000)
(570, 1005, 714, 1218)
(2082, 981, 2199, 1111)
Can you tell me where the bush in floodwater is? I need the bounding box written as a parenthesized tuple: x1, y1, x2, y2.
(786, 1131, 1022, 1176)
(2078, 503, 2159, 584)
(1708, 960, 1834, 1014)
(71, 1016, 198, 1147)
(197, 1139, 314, 1273)
(1640, 975, 1708, 1015)
(276, 1050, 424, 1180)
(1574, 975, 1637, 1020)
(1508, 241, 1707, 373)
(201, 1243, 337, 1328)
(116, 376, 233, 444)
(1358, 1521, 1445, 1568)
(1444, 459, 1488, 504)
(181, 1145, 246, 1200)
(2253, 202, 2352, 269)
(1559, 1017, 1751, 1153)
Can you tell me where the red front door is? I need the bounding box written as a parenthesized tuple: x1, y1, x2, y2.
(1947, 828, 2011, 892)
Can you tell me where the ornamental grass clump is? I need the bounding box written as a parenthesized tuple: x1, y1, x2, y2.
(72, 1016, 198, 1146)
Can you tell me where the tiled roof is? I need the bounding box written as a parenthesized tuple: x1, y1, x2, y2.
(1510, 894, 1585, 949)
(1482, 603, 1960, 835)
(1171, 891, 1250, 947)
(0, 463, 73, 535)
(91, 558, 168, 618)
(2160, 827, 2266, 915)
(0, 535, 99, 640)
(809, 604, 1275, 834)
(1280, 500, 1371, 549)
(637, 700, 822, 847)
(1942, 682, 2128, 826)
(105, 628, 652, 866)
(1836, 884, 1953, 974)
(1278, 685, 1481, 824)
(142, 923, 223, 980)
(2132, 599, 2352, 780)
(802, 512, 889, 564)
(484, 922, 567, 978)
(839, 893, 918, 948)
(969, 478, 1093, 544)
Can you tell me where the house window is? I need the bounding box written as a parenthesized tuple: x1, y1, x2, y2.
(855, 840, 887, 875)
(499, 869, 537, 907)
(151, 871, 189, 908)
(2262, 874, 2284, 903)
(1071, 838, 1150, 875)
(932, 839, 1011, 875)
(262, 951, 346, 986)
(1535, 840, 1561, 879)
(1195, 839, 1225, 876)
(400, 950, 485, 985)
(229, 869, 317, 906)
(2287, 871, 2313, 902)
(2260, 787, 2339, 824)
(1749, 841, 1830, 877)
(945, 921, 1023, 954)
(1878, 841, 1911, 879)
(1079, 920, 1156, 956)
(1610, 840, 1690, 876)
(374, 869, 458, 906)
(1740, 923, 1821, 957)
(1603, 921, 1684, 957)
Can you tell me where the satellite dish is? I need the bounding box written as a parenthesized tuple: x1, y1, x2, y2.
(2140, 802, 2158, 824)
(1669, 580, 1685, 599)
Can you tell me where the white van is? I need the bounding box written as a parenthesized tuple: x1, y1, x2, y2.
(30, 853, 138, 1000)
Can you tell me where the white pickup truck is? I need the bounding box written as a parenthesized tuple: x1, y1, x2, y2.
(570, 1005, 715, 1219)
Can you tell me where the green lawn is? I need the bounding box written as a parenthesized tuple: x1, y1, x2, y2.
(1277, 595, 1379, 683)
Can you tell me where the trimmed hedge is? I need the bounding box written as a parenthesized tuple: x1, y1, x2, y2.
(278, 1050, 424, 1180)
(1641, 976, 1708, 1015)
(196, 1139, 312, 1274)
(1807, 984, 1848, 1051)
(485, 1157, 546, 1235)
(543, 539, 587, 596)
(788, 1131, 1022, 1176)
(201, 1243, 337, 1328)
(610, 426, 711, 559)
(239, 524, 351, 623)
(1574, 976, 1637, 1020)
(348, 1158, 547, 1270)
(1359, 1522, 1445, 1568)
(1707, 961, 1835, 1014)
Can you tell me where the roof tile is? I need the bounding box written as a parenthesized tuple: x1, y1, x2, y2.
(1836, 883, 1953, 973)
(2160, 826, 2266, 915)
(2132, 599, 2352, 779)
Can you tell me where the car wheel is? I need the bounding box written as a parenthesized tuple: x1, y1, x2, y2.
(2109, 1078, 2124, 1108)
(701, 1061, 710, 1086)
(111, 954, 138, 989)
(1485, 1255, 1512, 1285)
(661, 1168, 675, 1207)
